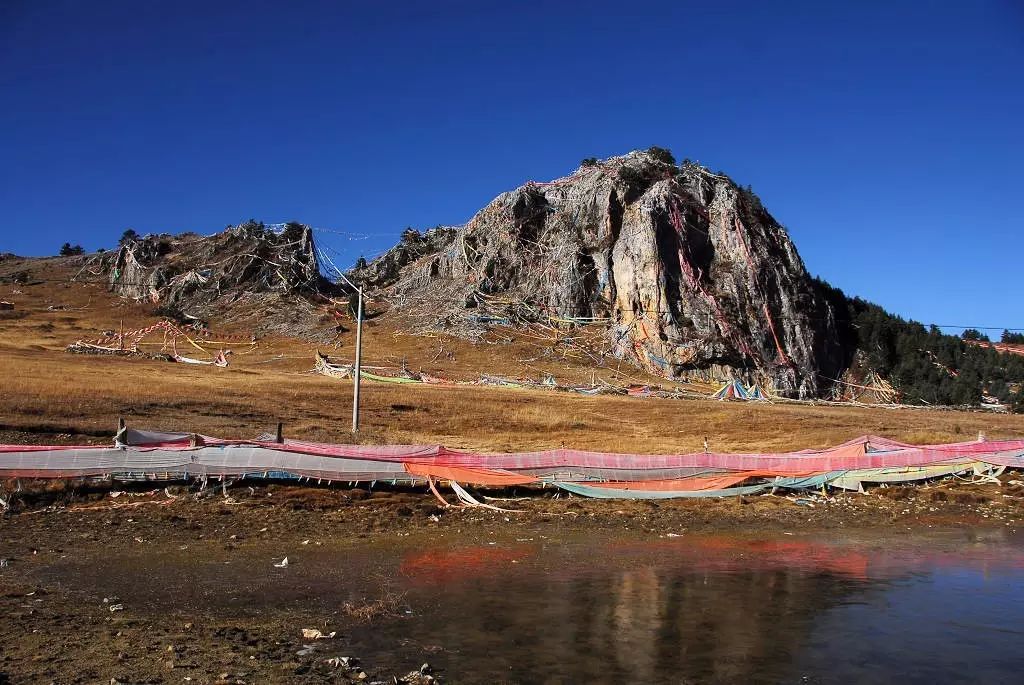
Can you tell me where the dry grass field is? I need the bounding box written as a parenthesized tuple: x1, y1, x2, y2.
(3, 254, 1024, 453)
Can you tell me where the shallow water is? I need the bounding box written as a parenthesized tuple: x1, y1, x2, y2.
(42, 528, 1024, 683)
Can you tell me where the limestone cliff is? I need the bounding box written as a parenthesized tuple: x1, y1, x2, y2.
(357, 150, 844, 398)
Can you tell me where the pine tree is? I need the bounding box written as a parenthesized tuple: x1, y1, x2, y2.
(961, 328, 988, 342)
(1002, 330, 1024, 344)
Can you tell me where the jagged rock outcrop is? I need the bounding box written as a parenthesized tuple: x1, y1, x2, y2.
(358, 150, 845, 398)
(97, 221, 337, 336)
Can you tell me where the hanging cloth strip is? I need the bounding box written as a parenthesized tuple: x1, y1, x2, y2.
(449, 481, 521, 512)
(553, 481, 771, 499)
(404, 463, 536, 486)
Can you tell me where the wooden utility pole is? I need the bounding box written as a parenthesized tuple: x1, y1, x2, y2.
(352, 289, 364, 434)
(116, 417, 126, 447)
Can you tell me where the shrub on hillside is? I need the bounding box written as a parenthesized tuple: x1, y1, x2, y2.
(645, 146, 675, 165)
(1013, 388, 1024, 414)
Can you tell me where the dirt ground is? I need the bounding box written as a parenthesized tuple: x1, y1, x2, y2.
(4, 255, 1024, 683)
(2, 477, 1024, 684)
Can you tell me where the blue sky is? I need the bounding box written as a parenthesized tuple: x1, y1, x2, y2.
(1, 1, 1022, 333)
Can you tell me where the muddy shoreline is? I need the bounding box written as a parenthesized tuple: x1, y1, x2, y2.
(2, 480, 1022, 684)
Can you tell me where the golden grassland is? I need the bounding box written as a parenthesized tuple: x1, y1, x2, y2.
(3, 255, 1024, 452)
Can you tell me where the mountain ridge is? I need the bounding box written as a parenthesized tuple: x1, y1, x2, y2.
(39, 148, 1024, 408)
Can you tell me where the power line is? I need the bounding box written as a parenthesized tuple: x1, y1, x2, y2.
(309, 227, 371, 240)
(258, 222, 372, 240)
(928, 325, 1024, 331)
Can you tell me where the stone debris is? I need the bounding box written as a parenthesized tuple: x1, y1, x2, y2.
(301, 628, 336, 639)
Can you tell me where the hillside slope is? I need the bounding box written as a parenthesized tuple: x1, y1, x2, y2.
(4, 253, 1024, 451)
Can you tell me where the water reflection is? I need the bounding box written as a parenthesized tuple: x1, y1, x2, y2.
(385, 532, 1024, 683)
(395, 546, 860, 682)
(37, 529, 1024, 683)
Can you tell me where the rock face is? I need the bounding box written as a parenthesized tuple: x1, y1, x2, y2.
(106, 221, 326, 306)
(99, 221, 336, 336)
(358, 151, 844, 398)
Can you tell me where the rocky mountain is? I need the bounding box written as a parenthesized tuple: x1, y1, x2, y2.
(75, 151, 1022, 406)
(356, 150, 846, 398)
(97, 221, 336, 337)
